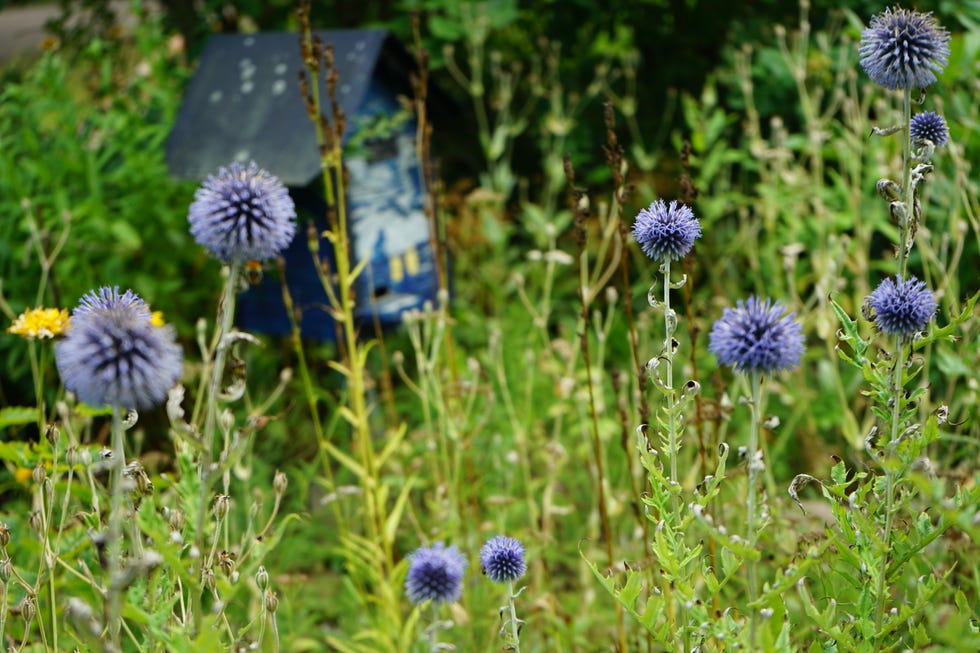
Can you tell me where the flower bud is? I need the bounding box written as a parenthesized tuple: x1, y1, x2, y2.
(21, 596, 36, 623)
(202, 566, 216, 591)
(213, 494, 230, 521)
(29, 510, 43, 535)
(273, 470, 288, 496)
(255, 565, 270, 591)
(0, 522, 10, 549)
(167, 508, 185, 533)
(0, 557, 12, 583)
(32, 463, 47, 486)
(264, 589, 279, 613)
(45, 424, 61, 448)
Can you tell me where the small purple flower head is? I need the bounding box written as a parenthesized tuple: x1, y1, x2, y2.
(631, 199, 702, 262)
(708, 296, 805, 375)
(188, 161, 296, 263)
(480, 536, 527, 584)
(55, 287, 183, 409)
(910, 111, 949, 147)
(405, 542, 467, 604)
(867, 275, 936, 337)
(859, 8, 950, 91)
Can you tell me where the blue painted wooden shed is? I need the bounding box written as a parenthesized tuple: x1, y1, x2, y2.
(166, 30, 438, 339)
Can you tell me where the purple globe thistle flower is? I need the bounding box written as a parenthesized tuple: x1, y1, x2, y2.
(188, 161, 297, 263)
(910, 111, 949, 147)
(708, 296, 805, 375)
(405, 542, 467, 604)
(55, 287, 183, 409)
(859, 8, 950, 91)
(867, 275, 936, 338)
(480, 536, 527, 584)
(631, 199, 702, 262)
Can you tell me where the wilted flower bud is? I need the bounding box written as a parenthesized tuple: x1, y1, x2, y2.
(273, 470, 288, 496)
(45, 424, 60, 448)
(213, 494, 231, 521)
(876, 179, 902, 202)
(217, 550, 236, 578)
(264, 589, 279, 613)
(29, 510, 44, 535)
(167, 508, 185, 533)
(32, 463, 46, 486)
(202, 566, 216, 591)
(0, 522, 11, 549)
(21, 596, 36, 623)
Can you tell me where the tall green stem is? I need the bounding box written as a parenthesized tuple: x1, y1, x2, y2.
(106, 408, 127, 649)
(662, 261, 680, 514)
(873, 335, 907, 649)
(506, 581, 522, 653)
(193, 260, 241, 632)
(746, 371, 763, 645)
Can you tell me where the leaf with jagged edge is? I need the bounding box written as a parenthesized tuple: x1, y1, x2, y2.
(914, 288, 980, 349)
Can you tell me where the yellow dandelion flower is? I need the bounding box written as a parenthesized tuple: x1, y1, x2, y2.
(150, 310, 165, 327)
(14, 467, 32, 484)
(7, 308, 71, 340)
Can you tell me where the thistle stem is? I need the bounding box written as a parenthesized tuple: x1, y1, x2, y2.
(106, 408, 127, 650)
(746, 370, 763, 645)
(506, 580, 522, 653)
(193, 259, 241, 632)
(873, 335, 907, 649)
(662, 260, 680, 513)
(898, 86, 913, 278)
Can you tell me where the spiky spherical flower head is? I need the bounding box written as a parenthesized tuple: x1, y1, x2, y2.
(405, 542, 467, 604)
(910, 111, 949, 147)
(188, 161, 297, 263)
(480, 536, 527, 584)
(631, 199, 702, 262)
(708, 296, 805, 375)
(859, 8, 950, 91)
(867, 275, 936, 337)
(55, 287, 183, 410)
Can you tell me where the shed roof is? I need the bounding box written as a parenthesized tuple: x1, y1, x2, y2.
(166, 29, 411, 186)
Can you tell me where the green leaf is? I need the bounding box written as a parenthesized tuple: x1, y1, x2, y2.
(0, 406, 37, 429)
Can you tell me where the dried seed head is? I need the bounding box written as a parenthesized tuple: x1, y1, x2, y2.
(32, 463, 46, 486)
(217, 550, 236, 578)
(45, 424, 61, 448)
(264, 589, 279, 613)
(21, 596, 36, 622)
(29, 510, 43, 535)
(167, 508, 185, 533)
(202, 566, 216, 591)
